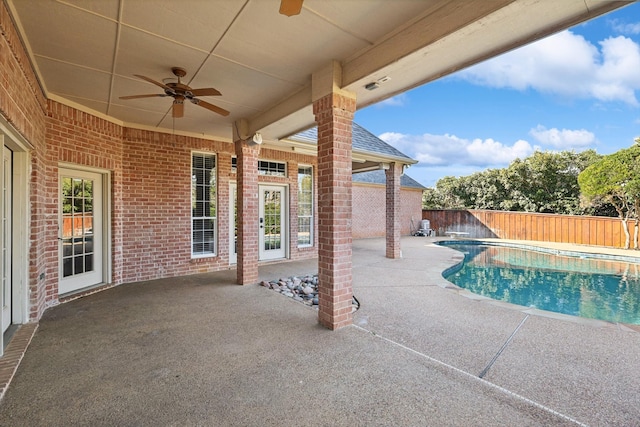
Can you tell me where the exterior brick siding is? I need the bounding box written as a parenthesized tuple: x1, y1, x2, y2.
(1, 2, 48, 320)
(352, 183, 424, 239)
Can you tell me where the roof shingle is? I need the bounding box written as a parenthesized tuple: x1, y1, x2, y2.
(294, 122, 413, 162)
(352, 170, 425, 189)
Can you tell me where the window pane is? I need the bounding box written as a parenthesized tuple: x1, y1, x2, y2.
(74, 255, 84, 275)
(62, 177, 72, 197)
(73, 178, 83, 197)
(63, 258, 73, 278)
(62, 197, 73, 214)
(62, 238, 73, 257)
(192, 153, 217, 256)
(74, 197, 83, 213)
(84, 235, 94, 254)
(297, 166, 313, 247)
(258, 160, 286, 177)
(62, 216, 73, 238)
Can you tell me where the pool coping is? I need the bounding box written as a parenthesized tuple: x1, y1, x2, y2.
(434, 239, 640, 333)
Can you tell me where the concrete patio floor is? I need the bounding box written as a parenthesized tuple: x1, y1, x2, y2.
(0, 237, 638, 426)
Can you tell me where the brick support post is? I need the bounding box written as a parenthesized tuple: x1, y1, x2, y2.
(313, 92, 356, 330)
(385, 162, 403, 258)
(235, 138, 260, 285)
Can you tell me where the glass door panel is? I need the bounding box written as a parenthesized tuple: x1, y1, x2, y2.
(259, 185, 286, 260)
(59, 169, 103, 294)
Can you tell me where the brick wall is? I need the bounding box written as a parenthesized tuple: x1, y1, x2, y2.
(43, 115, 323, 289)
(45, 101, 124, 306)
(352, 183, 423, 239)
(1, 2, 48, 320)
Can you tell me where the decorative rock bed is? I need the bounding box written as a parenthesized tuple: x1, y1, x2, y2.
(259, 274, 360, 311)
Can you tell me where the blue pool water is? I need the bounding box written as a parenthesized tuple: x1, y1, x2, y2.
(441, 242, 640, 325)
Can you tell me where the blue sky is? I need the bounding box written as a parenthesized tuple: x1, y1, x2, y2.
(354, 3, 640, 188)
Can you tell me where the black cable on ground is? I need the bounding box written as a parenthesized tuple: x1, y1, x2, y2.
(352, 295, 360, 311)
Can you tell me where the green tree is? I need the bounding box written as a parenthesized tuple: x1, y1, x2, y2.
(423, 149, 602, 214)
(578, 142, 640, 249)
(503, 150, 600, 214)
(422, 187, 445, 209)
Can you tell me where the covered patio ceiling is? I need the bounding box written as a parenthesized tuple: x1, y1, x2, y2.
(7, 0, 632, 145)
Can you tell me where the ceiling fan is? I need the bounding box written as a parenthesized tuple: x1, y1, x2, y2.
(120, 67, 230, 118)
(279, 0, 303, 16)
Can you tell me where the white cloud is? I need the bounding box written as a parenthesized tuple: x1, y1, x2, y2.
(378, 132, 535, 168)
(610, 19, 640, 35)
(529, 125, 596, 149)
(375, 94, 408, 107)
(457, 30, 640, 105)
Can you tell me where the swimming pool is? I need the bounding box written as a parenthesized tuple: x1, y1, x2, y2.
(440, 241, 640, 325)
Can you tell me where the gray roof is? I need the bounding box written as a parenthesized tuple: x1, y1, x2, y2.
(294, 122, 414, 162)
(353, 170, 426, 190)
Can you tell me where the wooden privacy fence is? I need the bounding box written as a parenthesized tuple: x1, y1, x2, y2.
(422, 209, 636, 249)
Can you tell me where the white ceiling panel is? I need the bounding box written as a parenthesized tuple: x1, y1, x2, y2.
(121, 0, 244, 52)
(12, 1, 117, 73)
(62, 0, 120, 20)
(306, 0, 441, 44)
(109, 104, 171, 129)
(216, 0, 369, 83)
(36, 59, 112, 104)
(157, 107, 232, 137)
(192, 56, 302, 112)
(114, 26, 209, 81)
(112, 95, 174, 118)
(64, 96, 110, 117)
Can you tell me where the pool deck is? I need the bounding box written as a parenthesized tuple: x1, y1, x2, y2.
(0, 237, 638, 426)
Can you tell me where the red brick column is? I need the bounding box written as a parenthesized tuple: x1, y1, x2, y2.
(235, 139, 260, 285)
(385, 162, 402, 258)
(313, 92, 356, 330)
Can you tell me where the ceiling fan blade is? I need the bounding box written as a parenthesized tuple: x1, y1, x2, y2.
(280, 0, 303, 16)
(172, 100, 184, 118)
(119, 94, 167, 100)
(189, 88, 222, 97)
(191, 98, 230, 117)
(134, 74, 173, 92)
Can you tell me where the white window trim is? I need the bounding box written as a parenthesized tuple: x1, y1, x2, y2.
(191, 152, 218, 258)
(297, 164, 313, 248)
(258, 159, 287, 177)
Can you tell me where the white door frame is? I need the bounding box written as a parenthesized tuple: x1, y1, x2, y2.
(2, 146, 13, 333)
(258, 184, 288, 261)
(58, 165, 111, 295)
(0, 117, 32, 356)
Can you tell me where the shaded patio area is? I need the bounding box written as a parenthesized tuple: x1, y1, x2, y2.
(0, 238, 638, 426)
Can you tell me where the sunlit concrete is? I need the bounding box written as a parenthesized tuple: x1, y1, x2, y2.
(0, 237, 638, 426)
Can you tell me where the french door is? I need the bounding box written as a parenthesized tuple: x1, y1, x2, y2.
(59, 169, 104, 294)
(259, 185, 287, 261)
